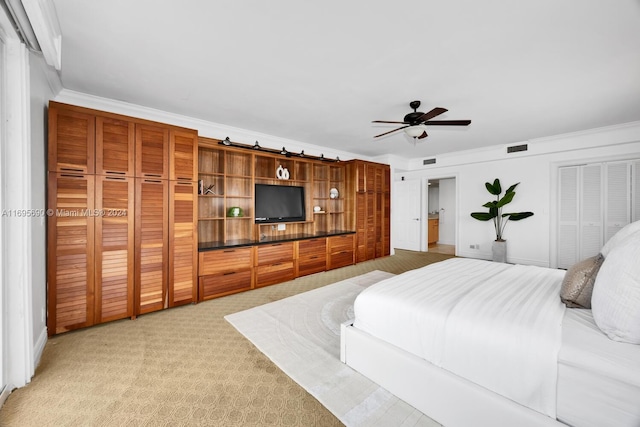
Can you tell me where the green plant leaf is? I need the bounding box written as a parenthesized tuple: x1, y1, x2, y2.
(482, 201, 497, 208)
(505, 183, 519, 194)
(470, 212, 496, 221)
(496, 191, 515, 208)
(505, 212, 534, 221)
(486, 179, 501, 195)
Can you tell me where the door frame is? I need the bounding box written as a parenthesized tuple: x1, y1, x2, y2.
(422, 174, 459, 254)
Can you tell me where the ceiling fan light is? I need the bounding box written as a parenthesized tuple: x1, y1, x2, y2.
(404, 125, 427, 138)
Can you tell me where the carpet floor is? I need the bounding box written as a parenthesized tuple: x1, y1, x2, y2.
(0, 250, 453, 426)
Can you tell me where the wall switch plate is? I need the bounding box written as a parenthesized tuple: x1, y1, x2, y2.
(277, 223, 286, 231)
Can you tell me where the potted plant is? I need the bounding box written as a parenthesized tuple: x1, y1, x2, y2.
(470, 178, 534, 262)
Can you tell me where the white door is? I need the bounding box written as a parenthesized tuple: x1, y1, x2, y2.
(395, 179, 422, 251)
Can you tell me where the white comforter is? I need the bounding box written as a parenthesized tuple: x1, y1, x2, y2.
(353, 258, 566, 417)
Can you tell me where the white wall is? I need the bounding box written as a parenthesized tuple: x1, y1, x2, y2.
(394, 122, 640, 267)
(29, 52, 62, 361)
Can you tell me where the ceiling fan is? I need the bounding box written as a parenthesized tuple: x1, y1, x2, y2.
(373, 100, 471, 140)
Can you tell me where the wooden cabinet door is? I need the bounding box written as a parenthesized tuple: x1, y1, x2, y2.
(169, 180, 197, 307)
(136, 124, 169, 179)
(355, 193, 367, 263)
(365, 192, 376, 260)
(96, 116, 135, 176)
(95, 176, 135, 323)
(47, 173, 95, 335)
(170, 129, 198, 181)
(48, 103, 95, 174)
(135, 178, 168, 315)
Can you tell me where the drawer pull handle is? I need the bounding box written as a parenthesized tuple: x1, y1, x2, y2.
(272, 263, 282, 266)
(271, 243, 282, 247)
(310, 256, 318, 259)
(223, 250, 235, 253)
(223, 271, 236, 276)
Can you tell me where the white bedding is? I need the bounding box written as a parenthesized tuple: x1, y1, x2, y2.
(353, 258, 566, 418)
(557, 309, 640, 427)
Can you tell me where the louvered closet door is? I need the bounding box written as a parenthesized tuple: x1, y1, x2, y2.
(96, 116, 135, 177)
(170, 129, 198, 181)
(605, 162, 631, 242)
(558, 167, 579, 269)
(355, 192, 366, 262)
(135, 178, 168, 315)
(48, 105, 95, 174)
(580, 164, 603, 260)
(95, 176, 135, 323)
(47, 173, 95, 335)
(169, 180, 197, 306)
(136, 124, 169, 179)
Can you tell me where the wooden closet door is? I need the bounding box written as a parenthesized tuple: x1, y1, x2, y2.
(48, 103, 95, 174)
(355, 192, 367, 262)
(169, 180, 197, 306)
(96, 116, 135, 176)
(170, 129, 198, 181)
(136, 124, 169, 179)
(95, 176, 135, 323)
(47, 173, 95, 335)
(135, 178, 169, 315)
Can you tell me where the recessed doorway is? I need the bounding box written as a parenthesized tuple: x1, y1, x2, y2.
(426, 177, 456, 255)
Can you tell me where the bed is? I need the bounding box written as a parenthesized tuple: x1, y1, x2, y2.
(340, 223, 640, 427)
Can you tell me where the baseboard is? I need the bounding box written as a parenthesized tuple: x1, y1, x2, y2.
(0, 384, 13, 409)
(33, 326, 48, 368)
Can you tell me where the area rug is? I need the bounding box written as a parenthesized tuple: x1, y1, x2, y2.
(225, 271, 441, 427)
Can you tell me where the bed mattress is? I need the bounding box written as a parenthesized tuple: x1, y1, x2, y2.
(353, 258, 566, 418)
(557, 309, 640, 427)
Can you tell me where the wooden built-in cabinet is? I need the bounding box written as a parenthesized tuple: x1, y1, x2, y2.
(196, 136, 361, 300)
(47, 102, 198, 335)
(428, 219, 439, 245)
(347, 160, 391, 263)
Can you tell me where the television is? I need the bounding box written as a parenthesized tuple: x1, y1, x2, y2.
(255, 184, 306, 224)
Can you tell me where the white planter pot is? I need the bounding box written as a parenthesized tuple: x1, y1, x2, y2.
(492, 240, 507, 263)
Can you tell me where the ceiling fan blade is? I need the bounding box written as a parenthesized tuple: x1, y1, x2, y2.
(417, 107, 448, 123)
(374, 125, 409, 138)
(424, 120, 472, 126)
(417, 130, 428, 139)
(372, 120, 408, 124)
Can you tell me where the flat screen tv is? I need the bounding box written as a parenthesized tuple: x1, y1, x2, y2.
(255, 184, 306, 224)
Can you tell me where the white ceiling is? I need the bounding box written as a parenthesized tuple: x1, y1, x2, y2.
(51, 0, 640, 160)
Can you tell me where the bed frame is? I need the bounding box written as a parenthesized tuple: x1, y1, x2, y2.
(340, 321, 566, 427)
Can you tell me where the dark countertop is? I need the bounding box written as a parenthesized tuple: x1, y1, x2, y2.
(198, 230, 355, 251)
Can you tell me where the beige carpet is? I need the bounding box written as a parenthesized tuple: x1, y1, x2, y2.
(0, 250, 453, 427)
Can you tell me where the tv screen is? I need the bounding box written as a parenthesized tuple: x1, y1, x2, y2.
(255, 184, 306, 223)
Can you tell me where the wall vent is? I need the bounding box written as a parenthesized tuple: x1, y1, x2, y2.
(423, 158, 436, 165)
(507, 144, 528, 153)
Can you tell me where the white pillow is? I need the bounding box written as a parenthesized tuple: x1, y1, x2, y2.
(591, 232, 640, 344)
(601, 220, 640, 258)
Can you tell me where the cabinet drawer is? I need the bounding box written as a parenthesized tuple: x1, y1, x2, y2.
(199, 247, 253, 276)
(328, 234, 354, 253)
(255, 242, 294, 266)
(329, 250, 354, 270)
(255, 261, 295, 288)
(298, 238, 326, 257)
(199, 270, 252, 300)
(298, 256, 326, 277)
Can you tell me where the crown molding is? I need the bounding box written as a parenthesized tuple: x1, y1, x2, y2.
(55, 89, 362, 162)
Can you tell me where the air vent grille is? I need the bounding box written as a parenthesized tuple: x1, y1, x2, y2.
(507, 144, 528, 153)
(423, 158, 436, 165)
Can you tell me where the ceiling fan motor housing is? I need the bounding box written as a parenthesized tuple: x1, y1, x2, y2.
(404, 111, 426, 125)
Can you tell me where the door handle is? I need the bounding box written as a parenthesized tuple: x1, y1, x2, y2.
(413, 218, 420, 221)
